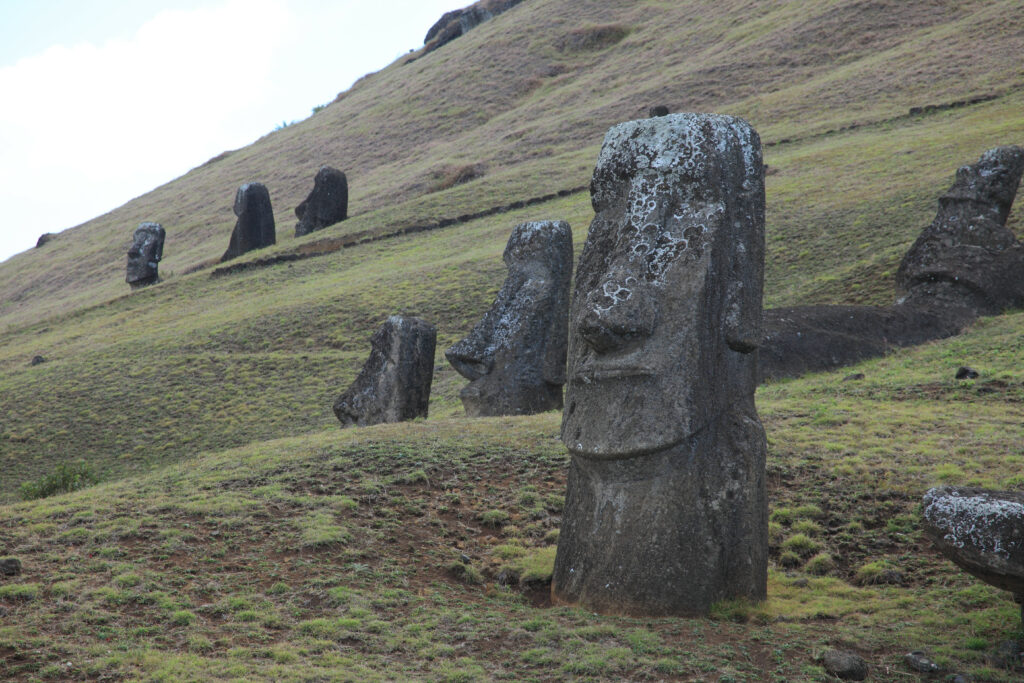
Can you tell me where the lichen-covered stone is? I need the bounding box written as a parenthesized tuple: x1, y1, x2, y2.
(552, 113, 767, 616)
(445, 220, 572, 417)
(333, 316, 436, 428)
(125, 222, 165, 289)
(923, 486, 1024, 597)
(294, 167, 348, 237)
(221, 182, 276, 262)
(897, 146, 1024, 314)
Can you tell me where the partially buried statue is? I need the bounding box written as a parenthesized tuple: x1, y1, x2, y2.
(552, 113, 768, 616)
(125, 222, 165, 289)
(445, 220, 572, 417)
(333, 316, 436, 428)
(221, 182, 276, 262)
(295, 166, 348, 238)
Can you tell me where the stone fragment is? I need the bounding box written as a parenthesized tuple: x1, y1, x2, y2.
(904, 651, 941, 674)
(333, 316, 436, 428)
(552, 113, 767, 616)
(0, 558, 21, 577)
(923, 487, 1024, 600)
(823, 649, 869, 681)
(956, 366, 979, 379)
(648, 105, 669, 117)
(221, 182, 276, 262)
(897, 145, 1024, 314)
(294, 166, 348, 237)
(446, 220, 572, 417)
(125, 222, 165, 289)
(35, 233, 53, 248)
(29, 355, 45, 366)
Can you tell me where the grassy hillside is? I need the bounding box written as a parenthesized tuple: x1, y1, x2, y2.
(2, 0, 1024, 680)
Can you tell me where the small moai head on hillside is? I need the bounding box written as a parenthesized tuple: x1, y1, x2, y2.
(563, 113, 766, 458)
(445, 220, 573, 416)
(294, 166, 349, 238)
(125, 222, 166, 289)
(221, 182, 276, 262)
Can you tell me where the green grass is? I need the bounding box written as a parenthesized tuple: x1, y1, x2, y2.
(1, 0, 1024, 679)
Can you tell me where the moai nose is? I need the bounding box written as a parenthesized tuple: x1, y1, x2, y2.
(578, 274, 656, 354)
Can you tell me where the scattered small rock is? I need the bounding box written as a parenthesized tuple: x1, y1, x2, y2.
(0, 558, 22, 577)
(948, 674, 971, 683)
(842, 373, 865, 382)
(29, 355, 46, 366)
(904, 650, 941, 674)
(955, 366, 979, 379)
(823, 649, 868, 680)
(648, 105, 669, 117)
(496, 568, 521, 586)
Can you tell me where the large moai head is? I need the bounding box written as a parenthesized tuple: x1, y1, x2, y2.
(294, 166, 349, 238)
(897, 146, 1024, 314)
(125, 222, 166, 289)
(562, 113, 765, 458)
(445, 220, 573, 416)
(333, 315, 437, 428)
(221, 182, 276, 262)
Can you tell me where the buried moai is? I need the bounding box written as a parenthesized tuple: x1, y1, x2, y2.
(295, 166, 348, 237)
(333, 316, 436, 428)
(221, 182, 276, 262)
(125, 222, 166, 289)
(445, 220, 572, 417)
(552, 113, 767, 616)
(923, 487, 1024, 623)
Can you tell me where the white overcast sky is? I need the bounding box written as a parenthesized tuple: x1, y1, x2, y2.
(0, 0, 468, 263)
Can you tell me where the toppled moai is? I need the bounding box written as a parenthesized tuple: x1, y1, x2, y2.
(333, 316, 436, 428)
(295, 166, 348, 237)
(552, 113, 767, 616)
(923, 486, 1024, 622)
(897, 145, 1024, 314)
(221, 182, 276, 262)
(445, 221, 572, 417)
(125, 222, 165, 289)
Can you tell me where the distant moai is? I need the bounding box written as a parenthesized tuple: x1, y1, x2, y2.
(552, 113, 767, 616)
(221, 182, 276, 262)
(445, 220, 573, 417)
(648, 105, 670, 117)
(333, 316, 437, 428)
(295, 166, 349, 237)
(897, 145, 1024, 314)
(125, 222, 166, 289)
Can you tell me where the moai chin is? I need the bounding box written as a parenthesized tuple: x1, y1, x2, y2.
(333, 315, 437, 428)
(445, 220, 572, 417)
(552, 113, 767, 616)
(125, 222, 166, 289)
(221, 182, 276, 262)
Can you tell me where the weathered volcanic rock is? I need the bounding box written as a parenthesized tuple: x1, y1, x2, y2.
(35, 233, 54, 248)
(823, 650, 869, 681)
(294, 166, 348, 237)
(333, 316, 436, 428)
(221, 182, 276, 262)
(445, 220, 572, 417)
(923, 486, 1024, 598)
(897, 145, 1024, 314)
(0, 557, 21, 577)
(423, 0, 523, 53)
(648, 105, 670, 117)
(552, 113, 767, 616)
(125, 222, 166, 289)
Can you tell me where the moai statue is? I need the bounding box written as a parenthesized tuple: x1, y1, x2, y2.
(221, 182, 276, 262)
(295, 166, 349, 237)
(125, 222, 166, 289)
(333, 316, 437, 428)
(552, 113, 767, 616)
(445, 220, 573, 417)
(897, 145, 1024, 314)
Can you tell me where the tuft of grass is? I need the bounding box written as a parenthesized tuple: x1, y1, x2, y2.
(19, 461, 99, 500)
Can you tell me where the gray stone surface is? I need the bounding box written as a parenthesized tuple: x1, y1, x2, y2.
(552, 113, 767, 616)
(923, 486, 1024, 598)
(823, 649, 868, 681)
(221, 182, 276, 262)
(897, 145, 1024, 314)
(445, 220, 572, 417)
(125, 222, 165, 289)
(333, 316, 436, 428)
(0, 557, 21, 577)
(295, 166, 348, 237)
